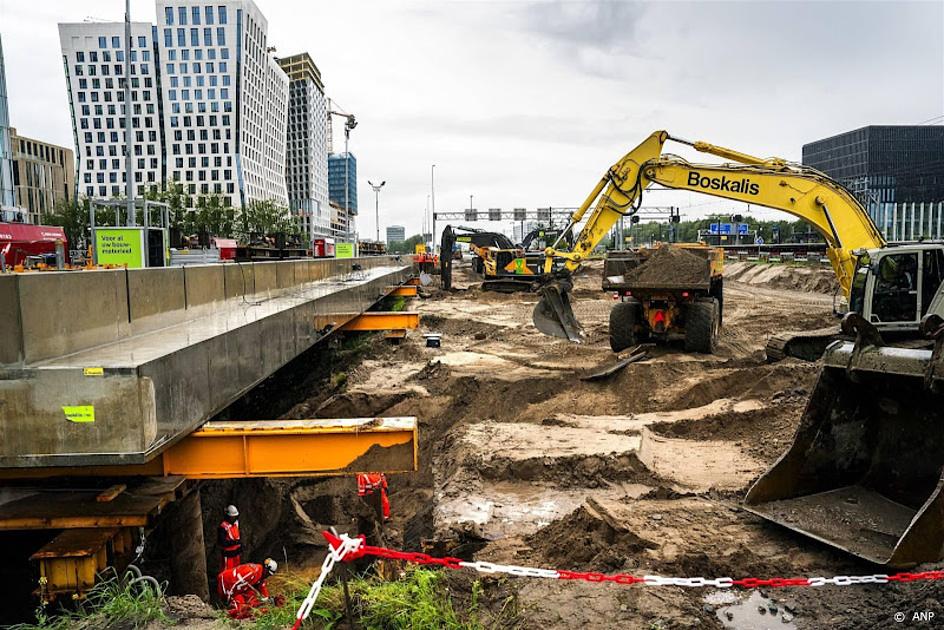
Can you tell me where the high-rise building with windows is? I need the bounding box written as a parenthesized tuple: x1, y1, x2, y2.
(59, 0, 289, 209)
(803, 126, 944, 205)
(328, 152, 356, 214)
(156, 0, 287, 207)
(385, 225, 405, 245)
(58, 22, 162, 200)
(0, 33, 15, 208)
(9, 128, 75, 223)
(278, 52, 329, 238)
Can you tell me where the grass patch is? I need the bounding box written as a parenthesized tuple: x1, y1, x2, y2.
(12, 572, 171, 630)
(251, 566, 517, 629)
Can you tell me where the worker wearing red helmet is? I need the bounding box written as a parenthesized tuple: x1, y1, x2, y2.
(218, 504, 242, 571)
(217, 558, 280, 619)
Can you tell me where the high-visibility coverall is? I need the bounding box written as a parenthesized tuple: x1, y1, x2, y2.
(217, 563, 269, 619)
(218, 519, 242, 571)
(357, 472, 390, 519)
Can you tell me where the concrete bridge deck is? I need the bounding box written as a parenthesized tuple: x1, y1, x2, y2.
(0, 257, 412, 469)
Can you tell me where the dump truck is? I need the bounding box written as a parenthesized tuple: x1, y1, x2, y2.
(603, 244, 724, 353)
(528, 129, 944, 565)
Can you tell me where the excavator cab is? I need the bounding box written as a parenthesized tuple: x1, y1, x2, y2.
(745, 315, 944, 566)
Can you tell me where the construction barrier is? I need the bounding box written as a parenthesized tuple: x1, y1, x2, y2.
(290, 531, 944, 628)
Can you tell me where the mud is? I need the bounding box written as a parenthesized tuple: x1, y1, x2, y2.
(167, 256, 941, 629)
(726, 261, 840, 295)
(623, 245, 711, 286)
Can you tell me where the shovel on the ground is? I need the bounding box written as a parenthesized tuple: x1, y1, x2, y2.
(581, 345, 650, 381)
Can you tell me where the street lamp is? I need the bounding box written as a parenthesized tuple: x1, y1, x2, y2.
(368, 180, 385, 243)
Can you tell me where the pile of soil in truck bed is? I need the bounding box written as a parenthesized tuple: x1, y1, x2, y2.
(623, 246, 710, 287)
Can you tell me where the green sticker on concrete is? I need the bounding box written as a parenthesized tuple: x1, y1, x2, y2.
(63, 405, 95, 423)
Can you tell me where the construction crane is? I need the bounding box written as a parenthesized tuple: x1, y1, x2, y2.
(327, 100, 357, 239)
(327, 98, 357, 155)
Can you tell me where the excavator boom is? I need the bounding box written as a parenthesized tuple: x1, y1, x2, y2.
(533, 130, 944, 565)
(533, 131, 885, 340)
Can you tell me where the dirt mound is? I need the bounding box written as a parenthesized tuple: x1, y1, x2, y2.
(624, 246, 709, 286)
(527, 502, 656, 571)
(726, 261, 839, 294)
(314, 390, 414, 417)
(646, 400, 804, 464)
(478, 452, 659, 488)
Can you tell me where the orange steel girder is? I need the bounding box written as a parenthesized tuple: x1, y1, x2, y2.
(0, 418, 418, 481)
(340, 312, 420, 331)
(387, 285, 418, 297)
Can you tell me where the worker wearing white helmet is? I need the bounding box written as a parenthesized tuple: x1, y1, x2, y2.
(218, 504, 242, 572)
(217, 557, 282, 619)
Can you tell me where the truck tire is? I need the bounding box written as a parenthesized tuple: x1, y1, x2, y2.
(610, 299, 641, 352)
(684, 297, 720, 354)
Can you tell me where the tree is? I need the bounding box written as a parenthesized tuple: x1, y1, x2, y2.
(387, 234, 425, 254)
(45, 198, 90, 249)
(235, 199, 300, 242)
(190, 194, 237, 238)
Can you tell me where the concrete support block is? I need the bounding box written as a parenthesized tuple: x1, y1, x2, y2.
(252, 262, 277, 297)
(16, 270, 128, 364)
(223, 263, 253, 298)
(0, 369, 156, 464)
(183, 266, 226, 310)
(168, 489, 209, 601)
(128, 267, 186, 335)
(0, 276, 23, 365)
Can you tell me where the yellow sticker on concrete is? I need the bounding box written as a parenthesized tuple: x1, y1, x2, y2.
(63, 405, 95, 423)
(83, 367, 104, 376)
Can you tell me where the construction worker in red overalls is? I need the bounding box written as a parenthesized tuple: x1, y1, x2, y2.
(357, 472, 390, 519)
(217, 558, 280, 619)
(218, 505, 242, 571)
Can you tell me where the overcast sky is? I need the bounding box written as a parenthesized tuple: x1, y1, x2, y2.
(1, 0, 942, 238)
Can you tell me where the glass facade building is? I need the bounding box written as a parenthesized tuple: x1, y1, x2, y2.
(802, 126, 944, 205)
(328, 152, 357, 215)
(385, 225, 404, 244)
(0, 33, 14, 208)
(279, 53, 330, 238)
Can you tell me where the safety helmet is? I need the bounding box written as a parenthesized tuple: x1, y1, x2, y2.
(225, 505, 239, 518)
(264, 558, 278, 574)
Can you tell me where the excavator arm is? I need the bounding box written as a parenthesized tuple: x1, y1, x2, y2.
(534, 131, 886, 340)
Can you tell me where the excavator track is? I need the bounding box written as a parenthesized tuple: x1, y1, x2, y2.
(765, 326, 842, 362)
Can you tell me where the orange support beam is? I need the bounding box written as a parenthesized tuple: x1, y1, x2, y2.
(387, 285, 418, 297)
(340, 312, 420, 332)
(160, 417, 417, 478)
(0, 418, 418, 482)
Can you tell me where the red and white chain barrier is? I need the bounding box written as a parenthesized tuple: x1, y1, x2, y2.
(290, 533, 363, 630)
(290, 531, 944, 628)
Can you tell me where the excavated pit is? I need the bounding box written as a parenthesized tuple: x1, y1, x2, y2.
(142, 258, 944, 629)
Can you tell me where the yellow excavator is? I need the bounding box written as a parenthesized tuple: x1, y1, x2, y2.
(535, 130, 944, 566)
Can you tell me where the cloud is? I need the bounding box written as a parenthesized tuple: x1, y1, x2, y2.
(0, 0, 941, 238)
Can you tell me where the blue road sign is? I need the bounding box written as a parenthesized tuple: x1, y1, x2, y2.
(738, 223, 749, 235)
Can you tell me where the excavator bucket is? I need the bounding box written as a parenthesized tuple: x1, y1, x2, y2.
(533, 281, 584, 342)
(745, 338, 944, 567)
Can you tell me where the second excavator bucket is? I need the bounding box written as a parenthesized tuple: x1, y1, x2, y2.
(745, 339, 944, 567)
(533, 280, 584, 342)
